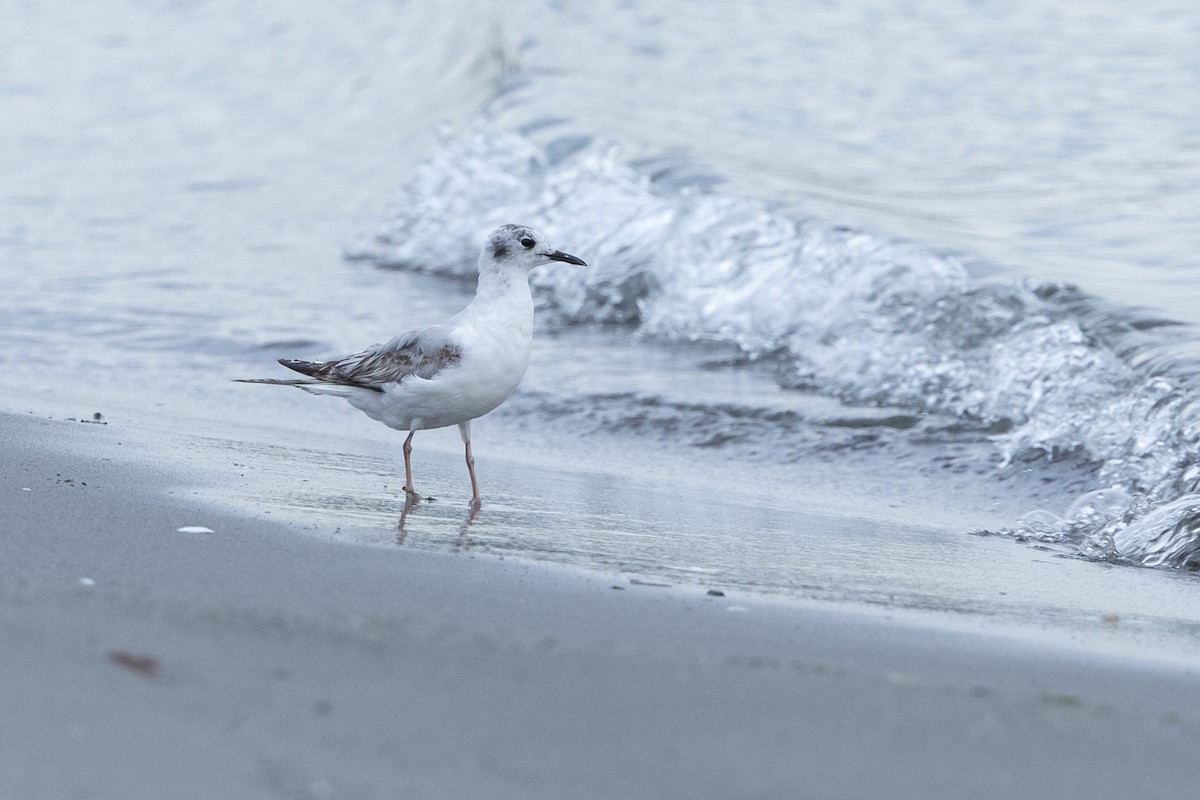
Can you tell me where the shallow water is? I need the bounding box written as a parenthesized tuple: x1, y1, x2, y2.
(477, 0, 1200, 319)
(3, 0, 1200, 583)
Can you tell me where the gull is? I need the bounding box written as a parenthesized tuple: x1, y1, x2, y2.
(238, 224, 586, 508)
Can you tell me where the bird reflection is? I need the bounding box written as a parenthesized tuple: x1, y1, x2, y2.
(455, 503, 480, 549)
(395, 494, 480, 547)
(395, 494, 420, 544)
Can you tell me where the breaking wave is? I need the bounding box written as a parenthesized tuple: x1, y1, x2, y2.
(351, 126, 1200, 569)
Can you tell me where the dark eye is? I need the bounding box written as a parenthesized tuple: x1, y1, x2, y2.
(520, 237, 535, 249)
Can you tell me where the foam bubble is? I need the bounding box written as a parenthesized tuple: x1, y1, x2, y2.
(360, 127, 1200, 568)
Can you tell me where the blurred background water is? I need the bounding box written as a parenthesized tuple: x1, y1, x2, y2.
(4, 0, 1200, 575)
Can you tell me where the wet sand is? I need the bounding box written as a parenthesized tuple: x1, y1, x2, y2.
(4, 411, 1200, 800)
(6, 3, 1200, 796)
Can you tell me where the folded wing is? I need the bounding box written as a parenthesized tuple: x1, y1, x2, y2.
(279, 325, 462, 392)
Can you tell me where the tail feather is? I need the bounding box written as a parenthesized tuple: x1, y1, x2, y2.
(233, 377, 356, 397)
(235, 358, 373, 398)
(277, 358, 328, 378)
(276, 357, 385, 392)
(233, 378, 318, 387)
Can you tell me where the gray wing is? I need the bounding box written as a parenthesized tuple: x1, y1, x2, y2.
(278, 325, 462, 391)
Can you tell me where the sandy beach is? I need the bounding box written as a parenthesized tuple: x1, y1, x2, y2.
(6, 2, 1200, 797)
(3, 411, 1200, 800)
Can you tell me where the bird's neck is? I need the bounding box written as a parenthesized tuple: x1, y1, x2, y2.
(473, 264, 530, 304)
(468, 265, 534, 326)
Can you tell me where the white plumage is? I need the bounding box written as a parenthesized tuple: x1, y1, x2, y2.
(239, 224, 586, 508)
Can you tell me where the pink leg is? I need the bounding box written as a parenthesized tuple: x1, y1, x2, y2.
(402, 430, 419, 502)
(464, 440, 481, 507)
(459, 421, 481, 508)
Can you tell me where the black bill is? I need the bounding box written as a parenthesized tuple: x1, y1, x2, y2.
(547, 249, 587, 266)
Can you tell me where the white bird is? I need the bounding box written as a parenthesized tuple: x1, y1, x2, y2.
(238, 224, 586, 508)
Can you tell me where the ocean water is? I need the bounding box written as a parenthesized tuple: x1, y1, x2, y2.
(4, 0, 1200, 580)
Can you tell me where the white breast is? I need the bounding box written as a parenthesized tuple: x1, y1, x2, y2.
(352, 290, 534, 432)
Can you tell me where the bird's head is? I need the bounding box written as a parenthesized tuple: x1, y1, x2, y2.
(483, 224, 587, 272)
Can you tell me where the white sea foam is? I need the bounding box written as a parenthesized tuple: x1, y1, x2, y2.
(359, 127, 1200, 568)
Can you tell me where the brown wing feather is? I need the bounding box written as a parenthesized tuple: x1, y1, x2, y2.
(277, 326, 462, 391)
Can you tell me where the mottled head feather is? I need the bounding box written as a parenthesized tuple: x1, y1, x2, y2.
(487, 224, 536, 262)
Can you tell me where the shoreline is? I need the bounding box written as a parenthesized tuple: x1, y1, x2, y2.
(5, 410, 1200, 799)
(12, 400, 1200, 661)
(5, 2, 1200, 796)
